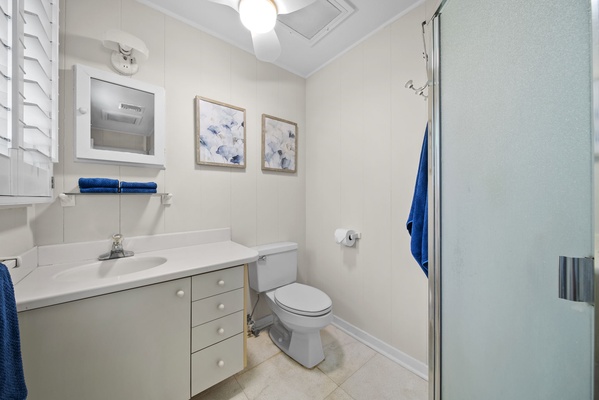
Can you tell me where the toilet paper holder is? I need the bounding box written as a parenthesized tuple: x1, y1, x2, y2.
(334, 228, 362, 247)
(348, 232, 361, 240)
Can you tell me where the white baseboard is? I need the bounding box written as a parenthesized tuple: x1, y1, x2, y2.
(332, 315, 429, 381)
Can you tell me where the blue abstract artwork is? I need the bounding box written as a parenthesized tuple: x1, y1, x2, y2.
(261, 114, 297, 173)
(196, 97, 246, 168)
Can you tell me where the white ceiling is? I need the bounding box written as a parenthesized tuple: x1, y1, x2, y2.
(138, 0, 421, 78)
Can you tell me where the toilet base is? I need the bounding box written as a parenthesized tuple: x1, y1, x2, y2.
(268, 315, 325, 369)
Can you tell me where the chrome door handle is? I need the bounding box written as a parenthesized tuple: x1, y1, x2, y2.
(558, 256, 594, 305)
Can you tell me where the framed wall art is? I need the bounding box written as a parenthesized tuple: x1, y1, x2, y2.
(196, 96, 246, 168)
(261, 114, 297, 173)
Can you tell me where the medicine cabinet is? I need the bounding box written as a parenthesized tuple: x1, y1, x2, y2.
(74, 64, 165, 168)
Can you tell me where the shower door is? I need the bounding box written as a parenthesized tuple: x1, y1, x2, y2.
(430, 0, 595, 399)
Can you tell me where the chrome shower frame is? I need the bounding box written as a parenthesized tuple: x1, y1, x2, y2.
(428, 7, 442, 400)
(592, 0, 599, 398)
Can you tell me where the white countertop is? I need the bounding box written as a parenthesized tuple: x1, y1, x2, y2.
(15, 240, 259, 312)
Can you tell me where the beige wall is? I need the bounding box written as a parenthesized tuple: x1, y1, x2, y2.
(0, 0, 430, 365)
(0, 0, 306, 294)
(305, 4, 429, 364)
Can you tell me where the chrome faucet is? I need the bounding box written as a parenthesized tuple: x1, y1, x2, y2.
(99, 234, 134, 260)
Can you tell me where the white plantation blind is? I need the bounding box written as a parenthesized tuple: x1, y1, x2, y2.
(0, 0, 57, 202)
(20, 0, 57, 167)
(0, 0, 10, 157)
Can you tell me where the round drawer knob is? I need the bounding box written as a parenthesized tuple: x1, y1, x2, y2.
(217, 280, 225, 286)
(78, 107, 88, 115)
(218, 303, 225, 310)
(217, 360, 225, 368)
(176, 290, 185, 298)
(217, 328, 225, 335)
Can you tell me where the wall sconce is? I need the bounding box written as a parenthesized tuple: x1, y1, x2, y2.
(102, 29, 149, 76)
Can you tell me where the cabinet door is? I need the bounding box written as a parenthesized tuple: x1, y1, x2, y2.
(19, 278, 191, 400)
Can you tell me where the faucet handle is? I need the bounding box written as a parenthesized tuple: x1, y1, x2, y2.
(111, 234, 124, 252)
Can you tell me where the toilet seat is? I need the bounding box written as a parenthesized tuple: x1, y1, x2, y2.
(274, 283, 332, 317)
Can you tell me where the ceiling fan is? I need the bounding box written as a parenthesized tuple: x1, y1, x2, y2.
(209, 0, 316, 62)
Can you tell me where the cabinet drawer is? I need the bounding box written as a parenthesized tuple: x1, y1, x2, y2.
(191, 333, 244, 396)
(192, 311, 243, 353)
(192, 265, 244, 301)
(192, 288, 244, 327)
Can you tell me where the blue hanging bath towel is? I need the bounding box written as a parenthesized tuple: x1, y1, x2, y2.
(78, 178, 119, 189)
(0, 263, 28, 400)
(120, 181, 157, 190)
(406, 126, 429, 277)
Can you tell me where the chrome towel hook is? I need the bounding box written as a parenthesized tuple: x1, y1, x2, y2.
(405, 19, 431, 100)
(405, 79, 429, 100)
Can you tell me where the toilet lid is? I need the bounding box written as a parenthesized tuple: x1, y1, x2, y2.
(274, 283, 332, 317)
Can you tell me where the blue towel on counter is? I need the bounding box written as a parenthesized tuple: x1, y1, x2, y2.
(78, 178, 119, 189)
(0, 263, 28, 400)
(120, 188, 157, 193)
(80, 187, 119, 193)
(406, 126, 429, 277)
(120, 181, 157, 190)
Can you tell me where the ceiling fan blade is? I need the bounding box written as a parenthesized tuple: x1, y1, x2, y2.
(274, 0, 316, 14)
(251, 30, 281, 62)
(208, 0, 239, 12)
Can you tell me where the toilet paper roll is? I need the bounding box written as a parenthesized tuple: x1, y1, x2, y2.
(334, 228, 356, 247)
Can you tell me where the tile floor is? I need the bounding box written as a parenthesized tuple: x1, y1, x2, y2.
(193, 325, 427, 400)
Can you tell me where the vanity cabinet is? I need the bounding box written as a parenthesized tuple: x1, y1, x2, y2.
(18, 265, 247, 400)
(19, 277, 192, 400)
(191, 265, 245, 396)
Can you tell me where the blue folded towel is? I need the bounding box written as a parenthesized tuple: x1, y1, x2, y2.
(0, 263, 28, 400)
(78, 178, 119, 189)
(80, 187, 119, 193)
(406, 126, 429, 277)
(120, 188, 157, 193)
(120, 181, 157, 190)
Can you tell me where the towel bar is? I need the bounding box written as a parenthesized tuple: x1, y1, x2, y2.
(0, 257, 19, 268)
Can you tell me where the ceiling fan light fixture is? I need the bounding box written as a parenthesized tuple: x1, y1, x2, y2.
(239, 0, 278, 34)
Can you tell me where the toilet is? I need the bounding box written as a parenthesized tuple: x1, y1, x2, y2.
(249, 242, 333, 368)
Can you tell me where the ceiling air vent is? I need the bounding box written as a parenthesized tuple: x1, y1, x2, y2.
(102, 110, 142, 125)
(119, 102, 144, 113)
(277, 0, 354, 46)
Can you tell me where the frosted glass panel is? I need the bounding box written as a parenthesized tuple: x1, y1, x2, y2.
(439, 0, 593, 399)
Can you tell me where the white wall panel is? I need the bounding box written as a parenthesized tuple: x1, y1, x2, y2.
(306, 4, 428, 364)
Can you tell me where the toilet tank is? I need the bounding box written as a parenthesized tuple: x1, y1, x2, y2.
(249, 242, 298, 292)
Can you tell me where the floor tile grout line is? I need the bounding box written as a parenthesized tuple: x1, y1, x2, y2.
(335, 350, 379, 390)
(232, 374, 250, 400)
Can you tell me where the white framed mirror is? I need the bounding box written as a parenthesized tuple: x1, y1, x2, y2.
(73, 64, 165, 168)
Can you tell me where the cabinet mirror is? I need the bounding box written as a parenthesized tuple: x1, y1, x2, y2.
(74, 64, 165, 168)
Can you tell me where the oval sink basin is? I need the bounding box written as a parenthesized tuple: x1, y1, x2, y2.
(54, 256, 167, 282)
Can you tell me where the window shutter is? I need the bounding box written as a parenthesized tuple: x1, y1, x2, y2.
(0, 0, 10, 157)
(20, 0, 56, 168)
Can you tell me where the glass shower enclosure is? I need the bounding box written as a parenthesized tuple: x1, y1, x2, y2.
(428, 0, 595, 398)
